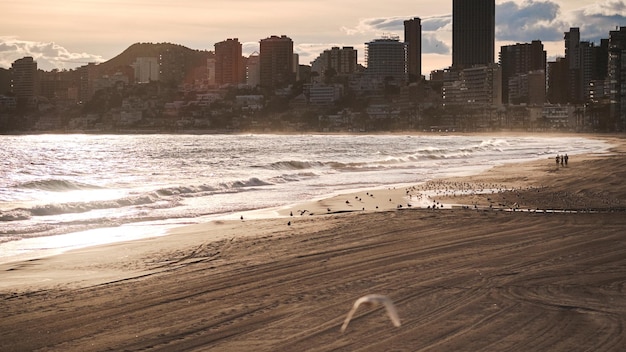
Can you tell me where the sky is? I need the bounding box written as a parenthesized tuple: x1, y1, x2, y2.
(1, 0, 625, 75)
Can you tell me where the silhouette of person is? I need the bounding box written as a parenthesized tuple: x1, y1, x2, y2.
(556, 155, 560, 166)
(564, 154, 568, 166)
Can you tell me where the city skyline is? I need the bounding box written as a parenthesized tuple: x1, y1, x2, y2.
(1, 0, 624, 75)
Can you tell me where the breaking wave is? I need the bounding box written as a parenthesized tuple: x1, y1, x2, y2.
(17, 179, 104, 192)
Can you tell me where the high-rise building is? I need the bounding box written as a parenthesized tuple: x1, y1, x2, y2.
(580, 41, 596, 102)
(507, 70, 546, 106)
(132, 57, 159, 83)
(452, 0, 495, 69)
(589, 39, 610, 102)
(404, 17, 422, 82)
(565, 28, 581, 70)
(565, 28, 583, 103)
(565, 28, 611, 104)
(259, 35, 294, 89)
(215, 38, 244, 86)
(310, 46, 358, 80)
(159, 48, 187, 85)
(0, 68, 11, 95)
(595, 39, 610, 82)
(500, 40, 546, 104)
(547, 58, 569, 104)
(77, 62, 98, 103)
(443, 64, 501, 106)
(608, 26, 626, 131)
(365, 36, 407, 84)
(206, 57, 216, 86)
(11, 56, 37, 107)
(245, 53, 260, 87)
(293, 53, 300, 81)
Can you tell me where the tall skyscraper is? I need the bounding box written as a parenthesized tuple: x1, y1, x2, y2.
(452, 0, 495, 69)
(215, 38, 244, 86)
(259, 35, 294, 89)
(565, 27, 583, 103)
(404, 17, 422, 82)
(365, 36, 408, 84)
(608, 27, 626, 130)
(565, 28, 581, 70)
(11, 56, 37, 107)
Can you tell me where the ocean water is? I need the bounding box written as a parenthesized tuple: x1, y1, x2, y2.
(0, 133, 612, 262)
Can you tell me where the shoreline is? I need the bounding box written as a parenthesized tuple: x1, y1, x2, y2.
(0, 132, 606, 266)
(0, 134, 622, 279)
(1, 134, 625, 351)
(0, 153, 599, 267)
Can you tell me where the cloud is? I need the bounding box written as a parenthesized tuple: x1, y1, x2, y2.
(581, 0, 626, 16)
(421, 15, 452, 55)
(242, 41, 260, 56)
(496, 0, 626, 44)
(342, 14, 451, 35)
(0, 37, 104, 70)
(569, 0, 626, 41)
(422, 15, 452, 32)
(340, 14, 451, 55)
(341, 16, 405, 36)
(496, 0, 566, 41)
(423, 33, 450, 55)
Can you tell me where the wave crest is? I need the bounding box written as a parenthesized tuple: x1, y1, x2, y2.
(227, 177, 272, 188)
(18, 179, 104, 192)
(0, 210, 31, 222)
(266, 160, 326, 170)
(28, 195, 160, 217)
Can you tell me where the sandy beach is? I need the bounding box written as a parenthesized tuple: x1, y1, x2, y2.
(1, 134, 626, 351)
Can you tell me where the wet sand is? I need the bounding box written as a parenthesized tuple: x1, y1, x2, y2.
(1, 135, 625, 351)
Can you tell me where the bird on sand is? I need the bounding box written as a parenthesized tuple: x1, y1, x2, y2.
(340, 294, 401, 333)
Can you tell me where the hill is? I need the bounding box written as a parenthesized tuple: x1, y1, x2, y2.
(97, 42, 213, 79)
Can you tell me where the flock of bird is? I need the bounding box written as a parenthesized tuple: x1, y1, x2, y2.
(238, 178, 624, 226)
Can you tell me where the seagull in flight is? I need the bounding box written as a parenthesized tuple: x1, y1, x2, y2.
(341, 294, 401, 332)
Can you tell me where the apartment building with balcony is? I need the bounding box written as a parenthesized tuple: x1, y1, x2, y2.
(365, 36, 407, 86)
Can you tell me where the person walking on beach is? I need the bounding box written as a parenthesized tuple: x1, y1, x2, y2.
(556, 155, 560, 166)
(564, 154, 569, 166)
